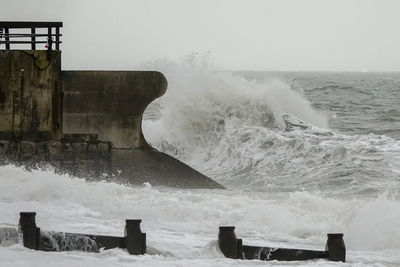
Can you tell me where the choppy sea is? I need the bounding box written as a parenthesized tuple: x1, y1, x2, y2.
(1, 55, 399, 266)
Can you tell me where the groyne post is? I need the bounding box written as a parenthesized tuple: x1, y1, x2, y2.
(218, 226, 243, 259)
(125, 219, 146, 255)
(326, 233, 346, 262)
(18, 212, 39, 250)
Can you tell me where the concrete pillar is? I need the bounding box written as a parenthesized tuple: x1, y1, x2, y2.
(0, 51, 62, 141)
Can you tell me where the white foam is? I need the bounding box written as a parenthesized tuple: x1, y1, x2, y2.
(1, 167, 400, 265)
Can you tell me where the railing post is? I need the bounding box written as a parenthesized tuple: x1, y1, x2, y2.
(47, 26, 52, 52)
(5, 27, 9, 50)
(31, 27, 36, 50)
(55, 27, 60, 50)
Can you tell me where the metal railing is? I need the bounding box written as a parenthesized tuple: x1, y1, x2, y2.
(0, 21, 63, 51)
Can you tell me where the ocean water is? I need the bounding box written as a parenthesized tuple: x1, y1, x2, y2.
(1, 55, 400, 266)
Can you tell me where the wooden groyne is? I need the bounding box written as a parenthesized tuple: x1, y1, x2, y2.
(1, 212, 346, 263)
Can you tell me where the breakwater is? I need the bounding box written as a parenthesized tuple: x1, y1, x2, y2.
(0, 49, 223, 189)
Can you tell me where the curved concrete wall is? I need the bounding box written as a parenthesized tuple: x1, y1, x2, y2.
(62, 71, 167, 149)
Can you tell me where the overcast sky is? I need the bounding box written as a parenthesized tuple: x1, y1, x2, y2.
(1, 0, 399, 71)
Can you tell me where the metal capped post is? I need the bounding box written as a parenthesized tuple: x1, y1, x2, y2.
(124, 219, 146, 255)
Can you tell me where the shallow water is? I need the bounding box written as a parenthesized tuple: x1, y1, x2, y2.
(1, 56, 399, 266)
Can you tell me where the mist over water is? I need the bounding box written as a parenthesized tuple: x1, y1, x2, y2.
(1, 54, 400, 266)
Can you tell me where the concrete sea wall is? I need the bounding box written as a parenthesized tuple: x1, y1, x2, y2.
(0, 50, 62, 141)
(0, 50, 223, 189)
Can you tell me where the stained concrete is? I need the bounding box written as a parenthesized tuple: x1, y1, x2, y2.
(111, 149, 223, 189)
(0, 50, 62, 141)
(62, 71, 167, 149)
(0, 50, 224, 189)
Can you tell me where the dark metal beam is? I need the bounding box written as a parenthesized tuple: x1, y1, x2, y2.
(2, 41, 62, 44)
(0, 21, 63, 28)
(3, 33, 62, 38)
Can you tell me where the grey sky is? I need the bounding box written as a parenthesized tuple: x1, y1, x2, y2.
(1, 0, 399, 71)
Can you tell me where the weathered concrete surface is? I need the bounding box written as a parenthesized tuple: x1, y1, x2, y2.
(0, 51, 62, 141)
(62, 71, 166, 149)
(0, 135, 111, 178)
(111, 150, 224, 189)
(0, 50, 224, 189)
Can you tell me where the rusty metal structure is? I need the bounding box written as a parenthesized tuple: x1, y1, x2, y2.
(0, 21, 62, 51)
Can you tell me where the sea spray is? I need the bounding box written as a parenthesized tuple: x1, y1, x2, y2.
(142, 55, 400, 197)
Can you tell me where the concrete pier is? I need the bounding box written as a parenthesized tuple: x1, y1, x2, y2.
(0, 50, 223, 189)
